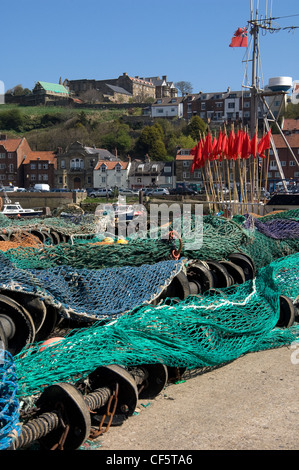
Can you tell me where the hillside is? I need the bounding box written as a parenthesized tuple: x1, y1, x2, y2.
(0, 104, 198, 160)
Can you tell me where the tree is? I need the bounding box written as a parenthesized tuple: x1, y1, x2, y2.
(6, 84, 31, 96)
(0, 108, 24, 131)
(175, 81, 193, 96)
(184, 115, 207, 140)
(134, 125, 167, 160)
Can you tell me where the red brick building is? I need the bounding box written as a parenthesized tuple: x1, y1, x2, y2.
(0, 135, 56, 189)
(23, 150, 57, 189)
(270, 133, 299, 184)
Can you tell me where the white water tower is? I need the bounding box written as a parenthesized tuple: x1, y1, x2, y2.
(268, 77, 293, 92)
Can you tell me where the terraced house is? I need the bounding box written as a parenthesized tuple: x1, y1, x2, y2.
(0, 135, 56, 188)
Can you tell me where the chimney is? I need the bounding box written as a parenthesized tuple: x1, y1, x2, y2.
(162, 75, 167, 81)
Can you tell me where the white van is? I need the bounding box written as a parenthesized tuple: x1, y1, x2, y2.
(34, 184, 50, 192)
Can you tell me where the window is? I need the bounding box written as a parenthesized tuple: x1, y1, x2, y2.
(157, 109, 163, 113)
(115, 165, 121, 172)
(0, 163, 6, 169)
(201, 103, 206, 110)
(281, 161, 286, 167)
(61, 160, 65, 169)
(0, 153, 5, 159)
(59, 176, 63, 184)
(87, 176, 92, 184)
(164, 166, 171, 173)
(294, 172, 299, 177)
(8, 164, 14, 172)
(228, 102, 235, 108)
(70, 158, 84, 169)
(31, 175, 36, 181)
(8, 153, 13, 158)
(216, 102, 222, 108)
(290, 161, 295, 166)
(43, 163, 48, 170)
(30, 163, 36, 169)
(101, 165, 106, 172)
(183, 172, 190, 179)
(101, 177, 106, 183)
(0, 175, 6, 180)
(267, 172, 272, 178)
(270, 161, 277, 169)
(275, 172, 280, 178)
(183, 161, 190, 167)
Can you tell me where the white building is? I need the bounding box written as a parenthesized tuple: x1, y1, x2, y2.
(151, 97, 183, 119)
(93, 160, 131, 189)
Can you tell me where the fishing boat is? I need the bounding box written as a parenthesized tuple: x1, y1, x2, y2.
(1, 200, 43, 218)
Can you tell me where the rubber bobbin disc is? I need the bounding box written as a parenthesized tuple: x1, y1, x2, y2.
(277, 295, 295, 328)
(36, 382, 91, 450)
(160, 271, 191, 301)
(187, 262, 214, 293)
(206, 261, 231, 288)
(88, 364, 139, 421)
(219, 260, 246, 285)
(1, 291, 47, 335)
(49, 231, 61, 245)
(35, 304, 59, 342)
(129, 364, 168, 399)
(0, 295, 35, 355)
(227, 253, 255, 281)
(30, 230, 46, 243)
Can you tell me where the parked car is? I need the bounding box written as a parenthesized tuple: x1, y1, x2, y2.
(169, 187, 198, 195)
(142, 188, 154, 196)
(118, 188, 139, 196)
(148, 188, 170, 196)
(89, 188, 113, 198)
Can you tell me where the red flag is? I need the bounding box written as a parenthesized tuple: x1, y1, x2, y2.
(201, 132, 212, 164)
(215, 130, 223, 159)
(221, 132, 228, 160)
(250, 131, 257, 157)
(227, 129, 235, 159)
(211, 135, 217, 160)
(191, 141, 203, 171)
(229, 27, 248, 48)
(257, 130, 271, 158)
(233, 129, 243, 160)
(241, 130, 251, 159)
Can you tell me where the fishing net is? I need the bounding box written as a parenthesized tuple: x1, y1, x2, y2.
(12, 252, 299, 400)
(0, 254, 186, 322)
(0, 350, 20, 450)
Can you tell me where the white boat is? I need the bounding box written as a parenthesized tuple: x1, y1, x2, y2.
(2, 200, 43, 218)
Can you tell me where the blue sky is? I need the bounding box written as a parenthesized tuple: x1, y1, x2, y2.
(2, 0, 299, 94)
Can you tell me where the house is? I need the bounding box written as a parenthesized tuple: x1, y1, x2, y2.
(183, 89, 252, 124)
(267, 133, 299, 186)
(55, 141, 119, 190)
(94, 160, 131, 189)
(32, 81, 70, 105)
(0, 136, 32, 187)
(144, 76, 178, 99)
(175, 149, 203, 186)
(128, 160, 175, 189)
(66, 73, 155, 102)
(151, 97, 183, 119)
(23, 151, 57, 189)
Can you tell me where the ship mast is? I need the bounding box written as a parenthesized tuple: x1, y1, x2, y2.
(247, 0, 299, 192)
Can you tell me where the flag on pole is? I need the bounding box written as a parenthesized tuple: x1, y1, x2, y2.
(250, 131, 257, 157)
(257, 130, 271, 158)
(229, 27, 248, 48)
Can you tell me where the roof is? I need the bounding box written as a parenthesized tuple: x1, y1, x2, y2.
(0, 138, 23, 152)
(176, 154, 193, 161)
(94, 160, 129, 170)
(272, 133, 299, 149)
(153, 97, 183, 106)
(24, 151, 57, 163)
(281, 118, 299, 132)
(37, 81, 69, 94)
(105, 84, 132, 96)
